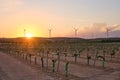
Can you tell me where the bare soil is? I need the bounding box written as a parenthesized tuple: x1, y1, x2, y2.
(0, 52, 120, 80)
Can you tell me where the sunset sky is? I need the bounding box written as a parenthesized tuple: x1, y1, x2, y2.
(0, 0, 120, 38)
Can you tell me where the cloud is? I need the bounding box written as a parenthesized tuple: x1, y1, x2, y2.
(0, 0, 24, 11)
(73, 23, 120, 38)
(109, 30, 120, 37)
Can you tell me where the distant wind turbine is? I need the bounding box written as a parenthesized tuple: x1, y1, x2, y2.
(24, 29, 26, 37)
(73, 27, 78, 37)
(106, 25, 120, 38)
(48, 29, 52, 38)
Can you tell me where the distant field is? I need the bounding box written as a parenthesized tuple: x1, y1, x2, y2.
(0, 37, 120, 79)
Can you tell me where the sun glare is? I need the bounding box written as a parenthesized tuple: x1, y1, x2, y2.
(25, 33, 33, 38)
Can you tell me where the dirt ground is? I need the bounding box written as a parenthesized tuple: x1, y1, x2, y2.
(0, 52, 55, 80)
(0, 52, 120, 80)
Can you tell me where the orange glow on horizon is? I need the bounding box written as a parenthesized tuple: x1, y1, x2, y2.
(25, 33, 33, 38)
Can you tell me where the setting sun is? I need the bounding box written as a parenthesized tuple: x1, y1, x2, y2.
(25, 33, 33, 38)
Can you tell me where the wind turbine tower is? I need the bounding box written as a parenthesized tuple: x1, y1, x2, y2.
(24, 29, 26, 37)
(106, 25, 120, 39)
(74, 27, 78, 37)
(106, 28, 109, 39)
(48, 29, 52, 38)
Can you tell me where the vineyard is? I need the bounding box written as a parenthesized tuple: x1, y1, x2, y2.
(0, 37, 120, 80)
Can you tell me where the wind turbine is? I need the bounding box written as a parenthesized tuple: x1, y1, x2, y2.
(24, 29, 26, 37)
(48, 29, 52, 38)
(73, 27, 78, 37)
(106, 25, 120, 38)
(106, 27, 110, 39)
